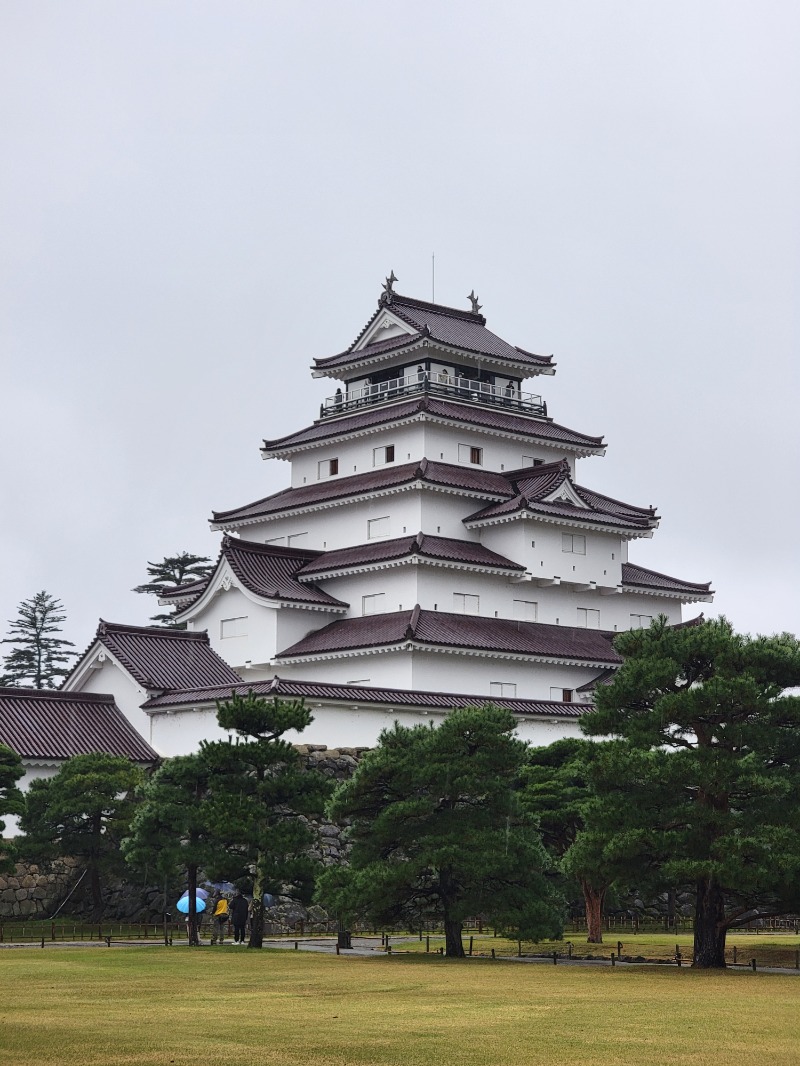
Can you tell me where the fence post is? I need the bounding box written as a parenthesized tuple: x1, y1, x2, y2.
(469, 936, 473, 956)
(611, 952, 615, 967)
(491, 948, 496, 959)
(553, 952, 557, 966)
(733, 946, 737, 965)
(751, 958, 757, 972)
(568, 942, 573, 958)
(617, 941, 623, 957)
(795, 950, 799, 970)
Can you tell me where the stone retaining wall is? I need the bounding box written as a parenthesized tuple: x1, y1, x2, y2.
(0, 744, 367, 922)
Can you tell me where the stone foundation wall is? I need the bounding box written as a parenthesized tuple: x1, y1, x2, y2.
(0, 744, 367, 923)
(0, 857, 80, 918)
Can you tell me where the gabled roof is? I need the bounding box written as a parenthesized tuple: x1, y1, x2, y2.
(211, 458, 512, 529)
(276, 607, 622, 667)
(261, 394, 604, 457)
(197, 536, 348, 610)
(621, 562, 713, 599)
(0, 688, 158, 762)
(464, 459, 657, 534)
(67, 621, 243, 694)
(313, 292, 555, 376)
(143, 675, 583, 719)
(296, 532, 525, 580)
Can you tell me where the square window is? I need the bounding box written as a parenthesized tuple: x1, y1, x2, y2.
(550, 687, 574, 703)
(453, 593, 480, 615)
(318, 458, 339, 478)
(372, 445, 396, 466)
(287, 532, 309, 547)
(577, 608, 600, 629)
(367, 516, 390, 539)
(490, 682, 517, 698)
(562, 534, 586, 554)
(630, 614, 653, 630)
(513, 599, 538, 621)
(220, 616, 247, 638)
(458, 443, 483, 465)
(362, 593, 386, 616)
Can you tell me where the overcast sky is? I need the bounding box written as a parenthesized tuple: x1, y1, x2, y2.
(2, 1, 798, 657)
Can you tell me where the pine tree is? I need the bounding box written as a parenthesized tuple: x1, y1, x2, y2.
(0, 744, 24, 874)
(201, 692, 331, 948)
(1, 591, 77, 688)
(317, 706, 562, 957)
(579, 616, 800, 968)
(19, 753, 142, 918)
(123, 753, 229, 946)
(132, 552, 214, 627)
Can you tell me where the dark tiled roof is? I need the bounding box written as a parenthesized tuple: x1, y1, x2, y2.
(621, 562, 713, 596)
(276, 607, 622, 665)
(143, 676, 583, 719)
(77, 621, 243, 693)
(296, 533, 525, 579)
(465, 459, 657, 531)
(0, 688, 158, 762)
(261, 395, 604, 456)
(219, 537, 347, 608)
(211, 458, 512, 528)
(158, 578, 209, 604)
(314, 293, 554, 372)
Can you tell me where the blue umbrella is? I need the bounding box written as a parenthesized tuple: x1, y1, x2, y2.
(176, 896, 206, 914)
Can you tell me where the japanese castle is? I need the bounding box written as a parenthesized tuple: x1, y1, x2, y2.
(61, 276, 713, 756)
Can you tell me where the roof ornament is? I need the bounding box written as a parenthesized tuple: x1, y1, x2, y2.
(380, 270, 398, 305)
(468, 290, 482, 315)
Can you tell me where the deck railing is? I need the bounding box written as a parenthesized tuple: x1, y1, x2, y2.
(321, 372, 546, 419)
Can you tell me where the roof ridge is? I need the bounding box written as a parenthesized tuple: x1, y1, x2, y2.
(389, 292, 487, 325)
(0, 686, 115, 703)
(406, 604, 422, 640)
(223, 535, 323, 561)
(622, 561, 712, 590)
(97, 619, 211, 642)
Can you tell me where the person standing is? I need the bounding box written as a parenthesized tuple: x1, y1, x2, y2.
(209, 892, 229, 945)
(230, 888, 249, 945)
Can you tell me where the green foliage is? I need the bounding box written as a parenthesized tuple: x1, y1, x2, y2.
(1, 591, 77, 688)
(132, 552, 213, 627)
(19, 753, 142, 916)
(0, 743, 24, 873)
(203, 692, 331, 945)
(317, 705, 563, 955)
(577, 615, 800, 965)
(123, 752, 229, 943)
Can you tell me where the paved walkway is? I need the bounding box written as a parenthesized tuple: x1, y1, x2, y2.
(2, 935, 798, 975)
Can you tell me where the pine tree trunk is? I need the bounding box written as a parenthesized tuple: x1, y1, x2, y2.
(187, 863, 200, 947)
(582, 879, 605, 944)
(89, 863, 103, 921)
(692, 877, 727, 968)
(444, 918, 465, 958)
(249, 858, 265, 948)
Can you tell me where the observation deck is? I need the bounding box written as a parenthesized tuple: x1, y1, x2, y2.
(320, 371, 546, 420)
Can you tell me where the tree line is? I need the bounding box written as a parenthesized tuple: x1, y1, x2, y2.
(1, 616, 799, 969)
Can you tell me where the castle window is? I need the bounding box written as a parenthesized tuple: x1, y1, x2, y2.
(362, 593, 386, 616)
(630, 614, 653, 630)
(318, 458, 339, 478)
(522, 456, 544, 467)
(220, 616, 247, 639)
(513, 600, 538, 621)
(577, 608, 600, 629)
(458, 444, 483, 465)
(550, 687, 574, 703)
(490, 682, 517, 698)
(373, 445, 395, 466)
(562, 534, 586, 554)
(453, 593, 480, 615)
(367, 516, 390, 539)
(287, 532, 309, 547)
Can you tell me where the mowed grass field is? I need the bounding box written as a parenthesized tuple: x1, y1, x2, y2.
(1, 947, 799, 1066)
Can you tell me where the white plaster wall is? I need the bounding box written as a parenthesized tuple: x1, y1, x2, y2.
(3, 762, 61, 836)
(241, 493, 425, 552)
(480, 521, 624, 588)
(288, 424, 425, 488)
(189, 585, 277, 670)
(71, 659, 153, 745)
(275, 653, 415, 689)
(148, 702, 583, 757)
(408, 653, 603, 701)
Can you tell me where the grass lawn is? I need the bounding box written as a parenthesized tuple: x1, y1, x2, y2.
(1, 946, 799, 1066)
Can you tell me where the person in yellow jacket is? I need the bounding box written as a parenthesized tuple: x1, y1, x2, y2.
(208, 892, 230, 945)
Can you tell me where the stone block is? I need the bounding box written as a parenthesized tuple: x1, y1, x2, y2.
(14, 888, 27, 901)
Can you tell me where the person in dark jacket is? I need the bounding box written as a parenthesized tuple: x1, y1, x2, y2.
(230, 888, 249, 945)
